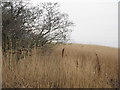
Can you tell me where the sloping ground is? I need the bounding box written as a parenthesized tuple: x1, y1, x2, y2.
(2, 44, 118, 88)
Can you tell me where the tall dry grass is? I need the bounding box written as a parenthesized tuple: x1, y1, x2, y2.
(2, 44, 118, 88)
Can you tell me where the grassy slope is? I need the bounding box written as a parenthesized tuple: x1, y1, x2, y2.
(3, 44, 118, 88)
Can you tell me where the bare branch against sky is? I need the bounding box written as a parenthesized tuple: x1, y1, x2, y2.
(30, 0, 118, 47)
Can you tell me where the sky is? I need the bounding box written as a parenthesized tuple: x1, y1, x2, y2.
(30, 0, 118, 48)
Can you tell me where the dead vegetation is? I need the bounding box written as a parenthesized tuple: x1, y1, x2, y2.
(2, 44, 118, 88)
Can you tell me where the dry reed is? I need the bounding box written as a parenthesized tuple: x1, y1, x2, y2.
(2, 44, 118, 88)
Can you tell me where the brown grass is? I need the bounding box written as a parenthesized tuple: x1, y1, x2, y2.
(2, 44, 118, 88)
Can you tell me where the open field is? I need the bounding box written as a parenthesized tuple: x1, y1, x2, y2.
(2, 44, 118, 88)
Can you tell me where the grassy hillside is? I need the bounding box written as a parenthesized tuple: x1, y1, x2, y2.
(2, 44, 118, 88)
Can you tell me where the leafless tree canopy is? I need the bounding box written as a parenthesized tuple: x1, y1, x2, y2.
(2, 1, 74, 52)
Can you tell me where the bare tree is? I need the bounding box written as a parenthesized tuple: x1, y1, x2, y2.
(2, 1, 74, 52)
(2, 1, 42, 51)
(33, 2, 74, 47)
(2, 1, 30, 51)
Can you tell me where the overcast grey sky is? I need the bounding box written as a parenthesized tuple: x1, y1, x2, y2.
(30, 0, 118, 48)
